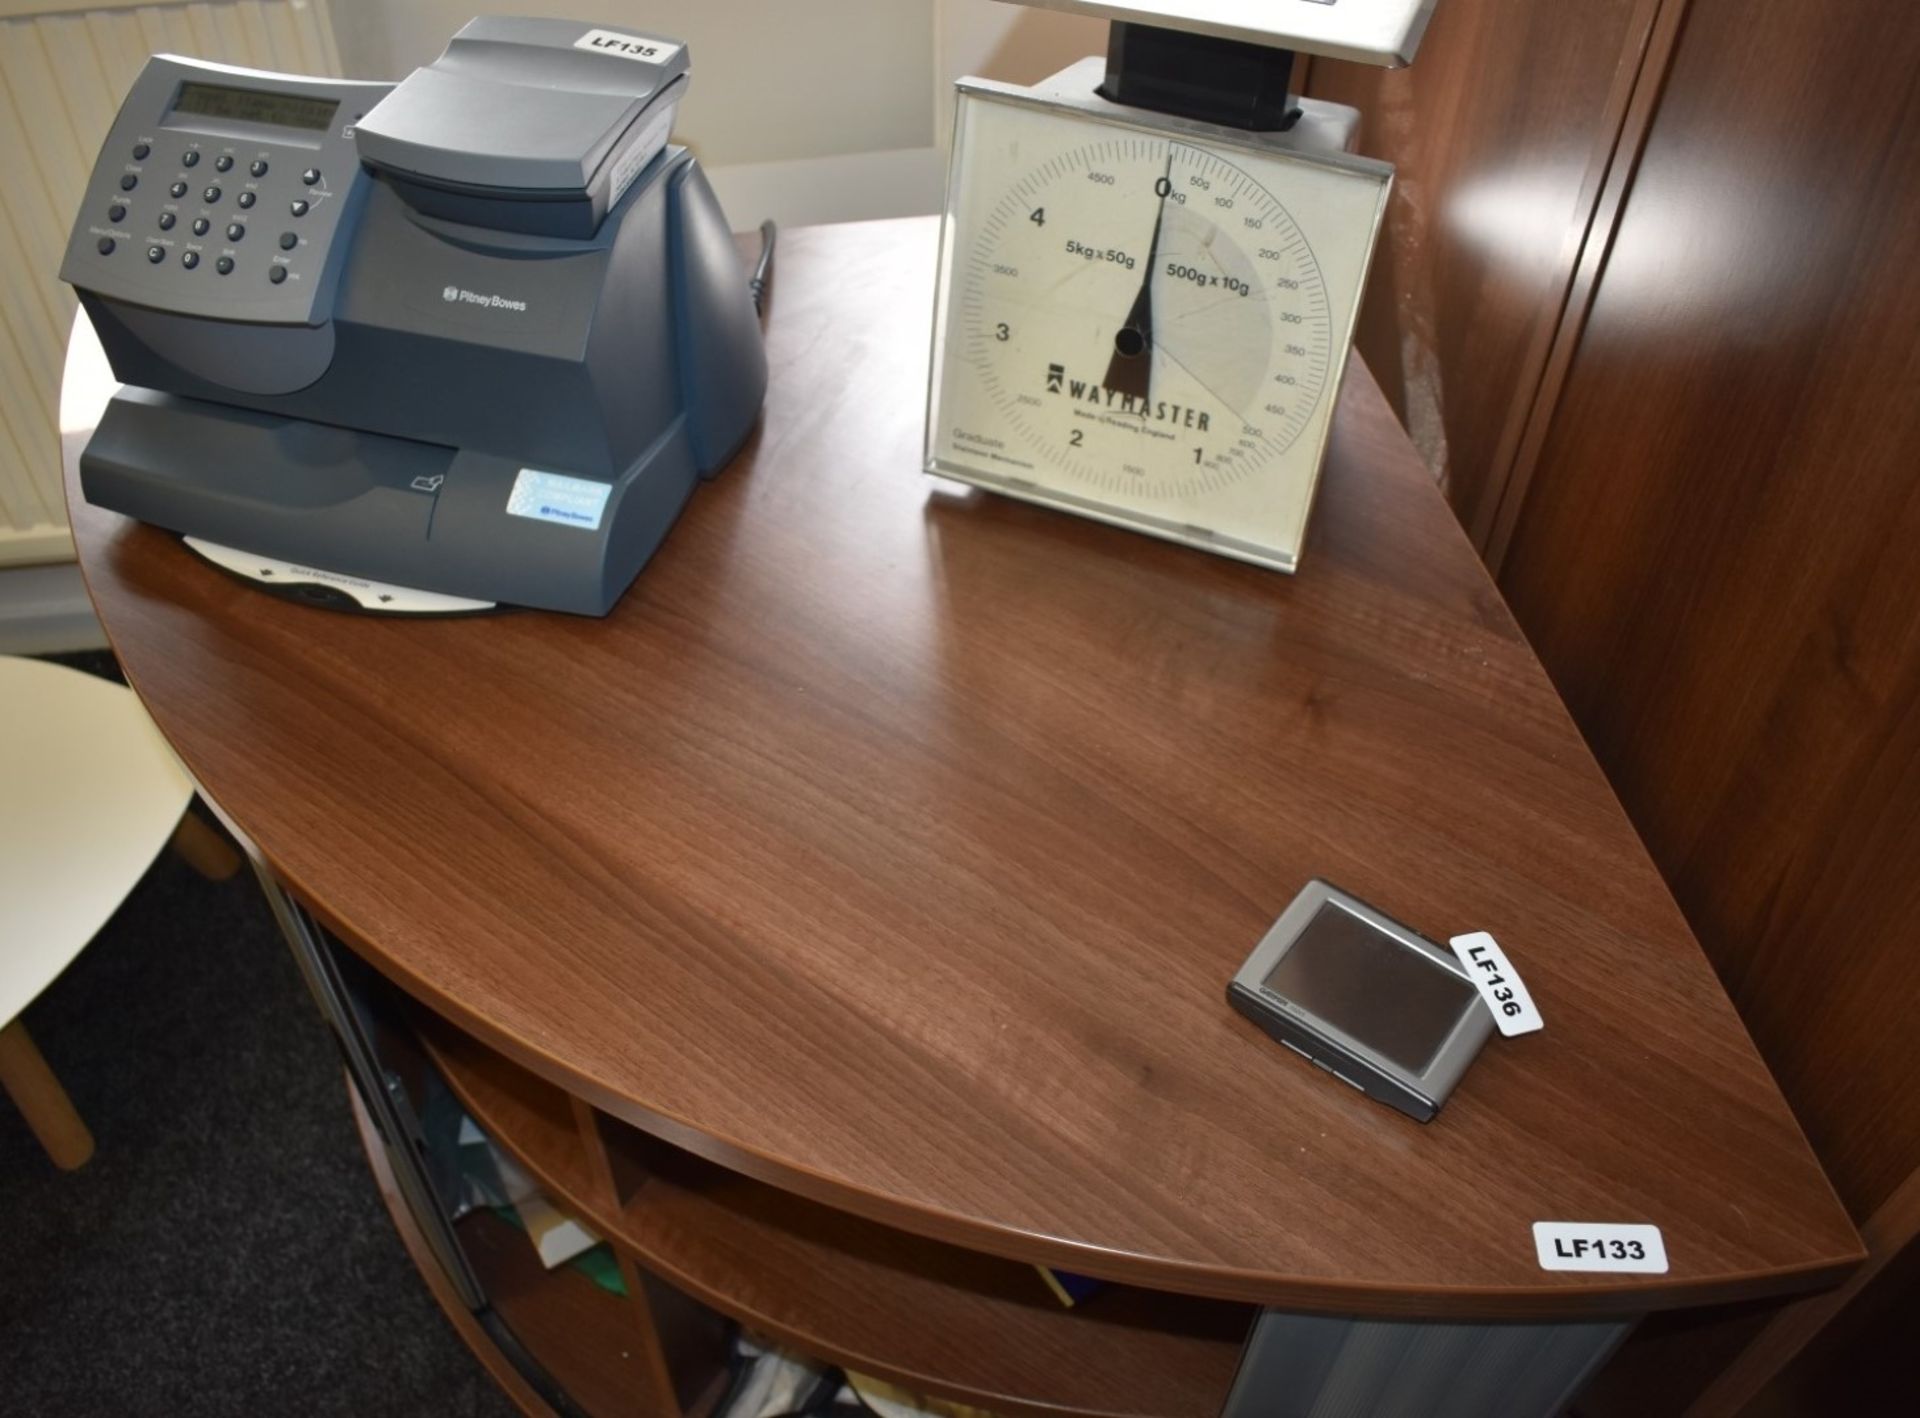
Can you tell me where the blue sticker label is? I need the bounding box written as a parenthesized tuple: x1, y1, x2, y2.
(507, 468, 611, 531)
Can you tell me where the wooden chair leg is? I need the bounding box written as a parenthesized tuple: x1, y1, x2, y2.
(0, 1019, 95, 1170)
(170, 808, 241, 881)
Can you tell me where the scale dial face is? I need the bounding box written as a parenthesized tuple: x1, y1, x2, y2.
(927, 83, 1389, 570)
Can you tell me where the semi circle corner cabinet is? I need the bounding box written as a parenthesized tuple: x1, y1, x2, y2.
(62, 219, 1862, 1418)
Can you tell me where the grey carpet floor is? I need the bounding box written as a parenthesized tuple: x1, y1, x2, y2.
(1, 660, 514, 1416)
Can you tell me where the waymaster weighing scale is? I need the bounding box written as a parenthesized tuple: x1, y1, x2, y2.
(928, 2, 1433, 571)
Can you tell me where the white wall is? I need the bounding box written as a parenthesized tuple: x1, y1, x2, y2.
(327, 0, 935, 167)
(326, 1, 1108, 228)
(935, 0, 1104, 145)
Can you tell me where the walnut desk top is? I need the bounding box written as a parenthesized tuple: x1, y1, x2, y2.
(62, 217, 1860, 1319)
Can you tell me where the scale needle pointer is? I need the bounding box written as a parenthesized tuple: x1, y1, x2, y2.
(1104, 150, 1174, 402)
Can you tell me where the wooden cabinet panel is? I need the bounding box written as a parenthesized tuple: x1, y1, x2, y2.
(1308, 0, 1920, 1406)
(1307, 0, 1659, 535)
(1744, 1227, 1920, 1416)
(1497, 0, 1920, 1229)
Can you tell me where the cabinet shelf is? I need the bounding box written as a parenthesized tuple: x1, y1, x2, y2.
(421, 1018, 1252, 1418)
(458, 1206, 656, 1418)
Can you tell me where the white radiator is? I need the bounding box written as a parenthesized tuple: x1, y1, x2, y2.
(0, 0, 339, 565)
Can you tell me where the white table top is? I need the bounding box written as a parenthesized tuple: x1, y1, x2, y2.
(1, 655, 193, 1024)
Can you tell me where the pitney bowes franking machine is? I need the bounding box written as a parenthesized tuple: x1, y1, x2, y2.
(61, 17, 769, 616)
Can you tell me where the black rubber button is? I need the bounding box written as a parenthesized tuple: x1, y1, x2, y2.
(203, 185, 221, 203)
(289, 199, 309, 217)
(214, 154, 233, 172)
(158, 212, 177, 231)
(279, 231, 297, 250)
(216, 256, 234, 275)
(169, 180, 187, 198)
(182, 150, 199, 167)
(108, 203, 126, 222)
(181, 250, 199, 270)
(250, 159, 268, 178)
(237, 191, 255, 209)
(227, 222, 246, 241)
(119, 173, 138, 191)
(191, 217, 208, 235)
(269, 264, 288, 284)
(97, 236, 116, 255)
(301, 168, 320, 185)
(146, 245, 164, 263)
(132, 143, 150, 160)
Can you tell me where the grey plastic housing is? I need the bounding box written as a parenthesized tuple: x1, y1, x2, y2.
(355, 16, 689, 238)
(64, 27, 768, 617)
(57, 56, 392, 333)
(1227, 880, 1494, 1122)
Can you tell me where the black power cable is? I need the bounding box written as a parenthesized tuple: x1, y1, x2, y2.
(750, 219, 777, 317)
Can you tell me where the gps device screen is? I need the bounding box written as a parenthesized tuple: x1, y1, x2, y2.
(1262, 902, 1478, 1073)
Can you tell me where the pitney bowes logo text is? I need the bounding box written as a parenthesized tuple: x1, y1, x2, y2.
(1044, 362, 1212, 430)
(441, 285, 527, 312)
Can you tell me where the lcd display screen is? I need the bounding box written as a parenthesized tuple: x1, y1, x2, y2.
(1262, 903, 1477, 1074)
(171, 81, 338, 132)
